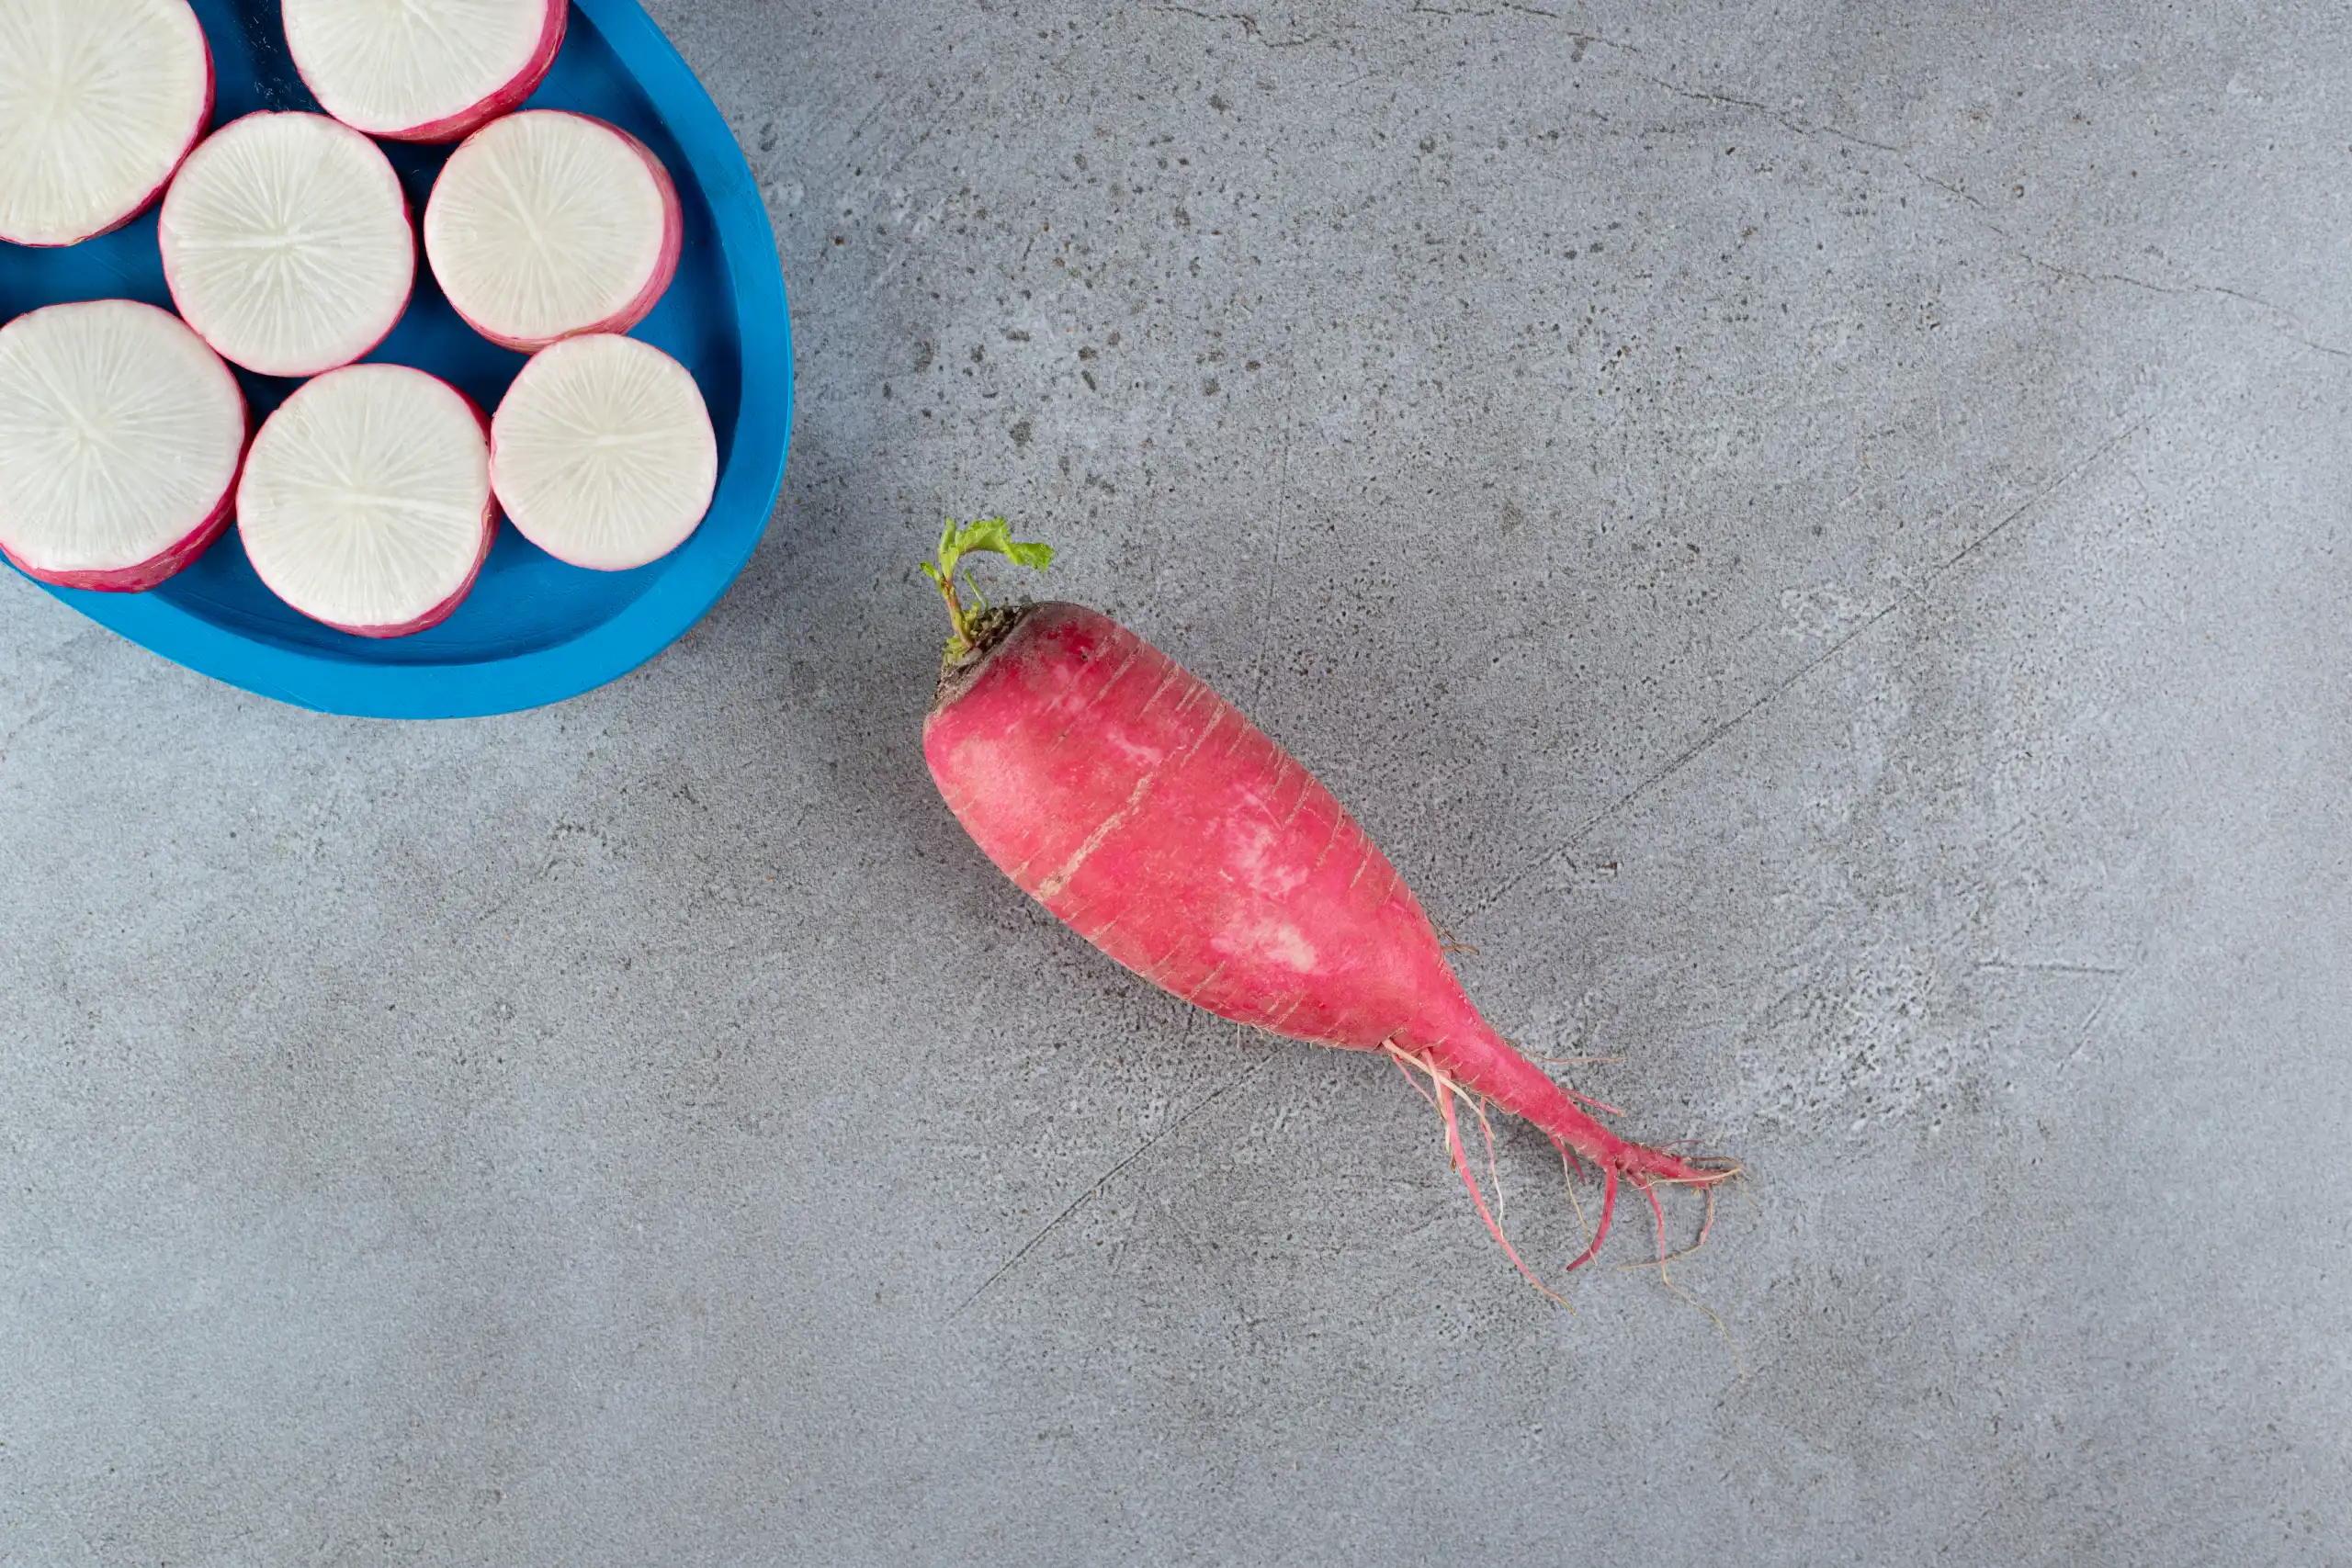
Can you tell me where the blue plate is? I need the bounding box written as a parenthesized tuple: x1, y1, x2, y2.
(0, 0, 791, 718)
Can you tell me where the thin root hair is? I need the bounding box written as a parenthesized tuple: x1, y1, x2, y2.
(1382, 1042, 1735, 1301)
(1385, 1043, 1569, 1309)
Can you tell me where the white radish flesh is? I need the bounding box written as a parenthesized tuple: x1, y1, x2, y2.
(491, 333, 715, 570)
(0, 300, 246, 591)
(235, 364, 495, 637)
(424, 111, 680, 353)
(283, 0, 564, 144)
(159, 112, 414, 378)
(0, 0, 212, 246)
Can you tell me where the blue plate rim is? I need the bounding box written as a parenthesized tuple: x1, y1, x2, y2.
(18, 0, 792, 721)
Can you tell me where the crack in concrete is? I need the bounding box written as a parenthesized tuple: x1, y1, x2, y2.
(1467, 417, 2154, 924)
(1408, 1, 1559, 20)
(1611, 56, 2352, 362)
(1401, 0, 1640, 55)
(1634, 72, 1903, 158)
(950, 1052, 1276, 1317)
(1986, 240, 2352, 360)
(1142, 6, 1329, 47)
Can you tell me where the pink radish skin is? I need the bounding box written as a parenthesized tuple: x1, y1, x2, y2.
(927, 597, 1733, 1278)
(13, 53, 213, 248)
(445, 118, 680, 353)
(312, 389, 496, 640)
(0, 0, 215, 246)
(360, 1, 563, 144)
(0, 300, 248, 592)
(320, 545, 491, 637)
(235, 367, 498, 638)
(6, 465, 238, 592)
(285, 0, 564, 144)
(159, 113, 416, 379)
(553, 123, 684, 349)
(459, 123, 678, 353)
(426, 113, 682, 353)
(488, 333, 716, 570)
(83, 52, 214, 244)
(0, 397, 245, 593)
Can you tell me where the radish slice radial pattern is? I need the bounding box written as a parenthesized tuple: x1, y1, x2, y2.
(283, 0, 565, 143)
(236, 365, 497, 638)
(0, 0, 213, 245)
(424, 111, 682, 352)
(490, 333, 716, 570)
(0, 300, 247, 592)
(160, 112, 415, 378)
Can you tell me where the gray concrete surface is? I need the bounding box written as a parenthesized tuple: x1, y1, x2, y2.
(6, 2, 2350, 1562)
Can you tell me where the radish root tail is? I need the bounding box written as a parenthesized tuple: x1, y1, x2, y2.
(1385, 1041, 1738, 1300)
(1390, 1044, 1567, 1308)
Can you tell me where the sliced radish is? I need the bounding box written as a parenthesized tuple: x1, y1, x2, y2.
(159, 112, 415, 378)
(235, 364, 496, 637)
(283, 0, 564, 144)
(0, 0, 213, 246)
(424, 111, 682, 353)
(0, 300, 246, 592)
(490, 333, 716, 570)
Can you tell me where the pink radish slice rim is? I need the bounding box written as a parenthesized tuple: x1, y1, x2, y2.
(0, 0, 215, 246)
(0, 301, 248, 592)
(160, 112, 416, 379)
(284, 0, 565, 144)
(490, 333, 718, 570)
(235, 365, 498, 638)
(424, 110, 683, 354)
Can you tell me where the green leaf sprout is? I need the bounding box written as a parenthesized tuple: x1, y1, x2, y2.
(922, 517, 1055, 662)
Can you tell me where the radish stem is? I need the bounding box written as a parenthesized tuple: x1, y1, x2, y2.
(922, 517, 1054, 663)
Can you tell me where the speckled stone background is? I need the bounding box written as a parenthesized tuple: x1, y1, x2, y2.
(6, 3, 2348, 1562)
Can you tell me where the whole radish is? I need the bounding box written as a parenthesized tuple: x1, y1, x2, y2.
(921, 521, 1733, 1289)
